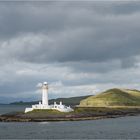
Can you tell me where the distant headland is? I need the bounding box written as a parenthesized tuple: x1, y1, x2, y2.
(10, 95, 91, 106)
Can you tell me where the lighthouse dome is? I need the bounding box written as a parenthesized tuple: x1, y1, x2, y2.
(43, 82, 48, 85)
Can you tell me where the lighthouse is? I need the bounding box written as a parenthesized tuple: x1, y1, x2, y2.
(25, 81, 74, 113)
(42, 82, 48, 106)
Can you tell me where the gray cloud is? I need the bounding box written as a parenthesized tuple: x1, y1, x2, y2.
(0, 1, 140, 102)
(0, 2, 140, 65)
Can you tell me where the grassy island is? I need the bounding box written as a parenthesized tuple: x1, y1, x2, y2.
(1, 88, 140, 122)
(1, 106, 140, 122)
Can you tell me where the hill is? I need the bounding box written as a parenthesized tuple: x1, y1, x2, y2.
(10, 95, 91, 106)
(79, 88, 140, 107)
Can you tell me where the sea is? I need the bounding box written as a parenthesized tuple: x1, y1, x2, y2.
(0, 105, 140, 139)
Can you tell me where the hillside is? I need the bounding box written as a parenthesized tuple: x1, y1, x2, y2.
(10, 95, 91, 106)
(79, 88, 140, 107)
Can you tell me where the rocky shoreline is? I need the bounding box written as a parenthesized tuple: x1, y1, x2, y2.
(0, 114, 138, 122)
(0, 107, 140, 122)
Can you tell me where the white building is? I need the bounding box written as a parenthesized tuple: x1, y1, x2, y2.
(25, 82, 74, 113)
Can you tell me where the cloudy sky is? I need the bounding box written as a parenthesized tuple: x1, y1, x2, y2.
(0, 1, 140, 103)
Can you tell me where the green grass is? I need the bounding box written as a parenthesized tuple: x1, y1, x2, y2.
(80, 88, 140, 107)
(28, 109, 69, 114)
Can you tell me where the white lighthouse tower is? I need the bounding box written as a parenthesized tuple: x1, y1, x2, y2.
(42, 82, 48, 106)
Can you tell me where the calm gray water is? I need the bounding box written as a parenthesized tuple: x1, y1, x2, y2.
(0, 104, 29, 115)
(0, 105, 140, 139)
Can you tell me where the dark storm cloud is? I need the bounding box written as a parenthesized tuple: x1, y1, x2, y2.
(0, 1, 140, 67)
(97, 2, 140, 15)
(0, 1, 140, 102)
